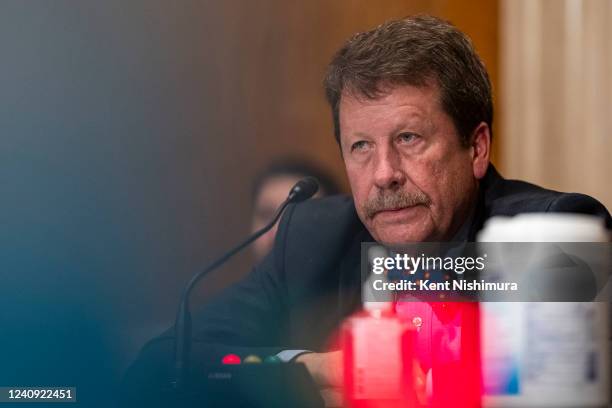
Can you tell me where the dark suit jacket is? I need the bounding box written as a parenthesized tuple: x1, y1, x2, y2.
(123, 166, 611, 391)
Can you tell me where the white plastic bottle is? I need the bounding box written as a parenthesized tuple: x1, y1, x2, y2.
(478, 214, 610, 407)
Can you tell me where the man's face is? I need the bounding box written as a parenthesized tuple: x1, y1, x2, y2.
(339, 83, 479, 244)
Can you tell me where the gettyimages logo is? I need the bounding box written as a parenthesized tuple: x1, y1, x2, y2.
(361, 241, 609, 302)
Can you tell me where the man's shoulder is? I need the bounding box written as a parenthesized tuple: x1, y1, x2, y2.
(274, 194, 366, 271)
(484, 171, 562, 215)
(279, 194, 363, 243)
(288, 194, 358, 224)
(483, 166, 611, 226)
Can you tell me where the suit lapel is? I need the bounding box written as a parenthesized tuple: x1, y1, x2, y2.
(337, 227, 373, 320)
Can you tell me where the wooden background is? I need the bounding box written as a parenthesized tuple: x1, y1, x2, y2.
(1, 0, 499, 382)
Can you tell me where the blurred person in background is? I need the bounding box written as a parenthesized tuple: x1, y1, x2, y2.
(251, 159, 341, 261)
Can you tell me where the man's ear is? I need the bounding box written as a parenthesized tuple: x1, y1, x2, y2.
(470, 122, 491, 180)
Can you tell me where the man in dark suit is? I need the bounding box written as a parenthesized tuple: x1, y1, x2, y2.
(125, 15, 610, 395)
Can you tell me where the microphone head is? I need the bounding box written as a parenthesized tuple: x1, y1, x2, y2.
(288, 177, 319, 203)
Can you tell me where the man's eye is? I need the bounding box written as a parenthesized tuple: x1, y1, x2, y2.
(351, 141, 369, 152)
(397, 132, 419, 143)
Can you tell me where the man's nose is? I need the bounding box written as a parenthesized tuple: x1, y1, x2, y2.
(373, 147, 406, 190)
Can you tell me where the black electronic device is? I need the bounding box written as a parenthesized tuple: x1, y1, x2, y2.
(163, 363, 324, 407)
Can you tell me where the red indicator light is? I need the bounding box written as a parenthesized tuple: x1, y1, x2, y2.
(221, 354, 241, 365)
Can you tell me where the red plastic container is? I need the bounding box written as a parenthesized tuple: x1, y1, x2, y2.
(342, 304, 417, 408)
(428, 302, 482, 408)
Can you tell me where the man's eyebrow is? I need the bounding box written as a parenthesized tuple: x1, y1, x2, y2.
(342, 111, 434, 140)
(345, 131, 371, 140)
(388, 115, 432, 137)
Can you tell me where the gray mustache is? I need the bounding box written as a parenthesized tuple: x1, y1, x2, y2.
(363, 190, 431, 219)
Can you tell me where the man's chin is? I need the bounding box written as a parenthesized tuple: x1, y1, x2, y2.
(364, 209, 434, 244)
(368, 225, 434, 245)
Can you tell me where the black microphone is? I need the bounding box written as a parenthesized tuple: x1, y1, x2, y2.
(172, 177, 319, 389)
(287, 177, 319, 203)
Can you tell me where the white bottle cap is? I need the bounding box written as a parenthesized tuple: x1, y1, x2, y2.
(478, 213, 609, 242)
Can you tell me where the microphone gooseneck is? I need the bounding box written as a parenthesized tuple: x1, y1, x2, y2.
(172, 177, 319, 389)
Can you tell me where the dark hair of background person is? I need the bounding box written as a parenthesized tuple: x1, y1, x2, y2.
(324, 15, 493, 147)
(251, 159, 342, 201)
